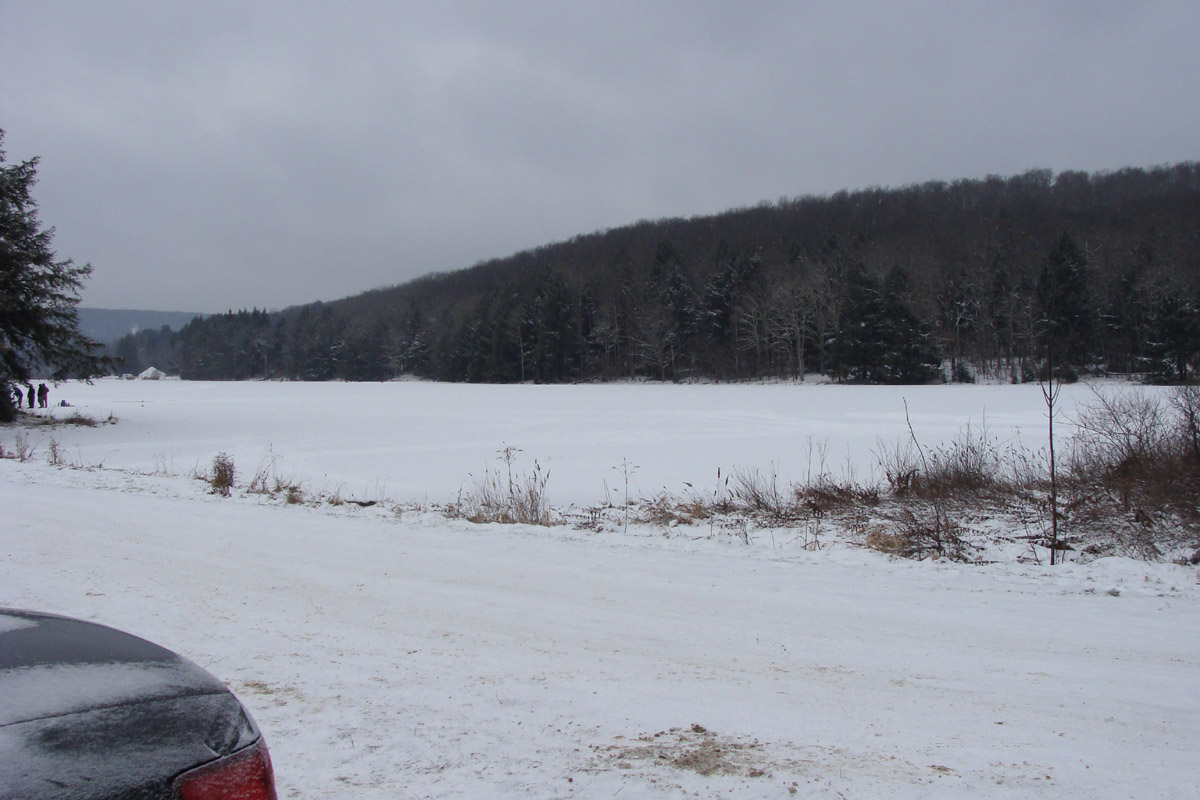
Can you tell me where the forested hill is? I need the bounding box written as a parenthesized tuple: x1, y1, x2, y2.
(158, 162, 1200, 384)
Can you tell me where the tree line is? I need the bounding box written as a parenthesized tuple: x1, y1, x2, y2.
(118, 162, 1200, 384)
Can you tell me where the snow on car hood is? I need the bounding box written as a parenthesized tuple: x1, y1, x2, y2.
(0, 659, 228, 727)
(0, 609, 228, 726)
(0, 609, 259, 800)
(0, 616, 36, 636)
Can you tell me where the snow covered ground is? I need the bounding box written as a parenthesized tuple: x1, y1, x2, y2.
(3, 381, 1198, 798)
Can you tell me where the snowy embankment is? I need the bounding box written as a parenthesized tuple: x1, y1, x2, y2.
(3, 380, 1199, 798)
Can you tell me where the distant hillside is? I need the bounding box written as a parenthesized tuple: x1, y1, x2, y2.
(78, 308, 203, 345)
(171, 163, 1200, 384)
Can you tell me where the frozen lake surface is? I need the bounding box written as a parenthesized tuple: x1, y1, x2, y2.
(14, 379, 1123, 506)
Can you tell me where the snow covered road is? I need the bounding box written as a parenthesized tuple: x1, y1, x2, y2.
(3, 451, 1197, 798)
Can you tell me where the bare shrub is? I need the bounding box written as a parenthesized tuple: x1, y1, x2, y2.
(731, 465, 787, 517)
(150, 455, 176, 476)
(3, 433, 34, 462)
(867, 400, 974, 559)
(327, 484, 346, 506)
(1060, 386, 1200, 559)
(640, 493, 710, 527)
(1072, 387, 1170, 477)
(867, 502, 968, 561)
(46, 438, 62, 466)
(247, 454, 274, 496)
(1001, 439, 1046, 489)
(1071, 387, 1200, 515)
(451, 446, 552, 526)
(1169, 385, 1200, 467)
(678, 481, 715, 524)
(795, 478, 877, 518)
(245, 450, 306, 503)
(924, 419, 1000, 495)
(886, 417, 1002, 501)
(875, 437, 920, 495)
(269, 475, 306, 504)
(209, 452, 235, 497)
(613, 458, 639, 533)
(864, 528, 909, 556)
(712, 467, 732, 514)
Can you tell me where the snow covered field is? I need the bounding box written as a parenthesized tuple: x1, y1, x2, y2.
(3, 381, 1198, 798)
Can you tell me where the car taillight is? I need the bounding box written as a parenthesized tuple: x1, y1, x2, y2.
(173, 739, 278, 800)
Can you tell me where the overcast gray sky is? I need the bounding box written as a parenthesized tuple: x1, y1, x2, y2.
(2, 1, 1198, 313)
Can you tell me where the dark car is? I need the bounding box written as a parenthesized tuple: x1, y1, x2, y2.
(0, 608, 277, 799)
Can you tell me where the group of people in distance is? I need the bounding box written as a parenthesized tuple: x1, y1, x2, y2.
(12, 383, 49, 410)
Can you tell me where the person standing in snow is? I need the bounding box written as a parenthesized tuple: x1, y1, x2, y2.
(37, 383, 48, 408)
(26, 384, 35, 409)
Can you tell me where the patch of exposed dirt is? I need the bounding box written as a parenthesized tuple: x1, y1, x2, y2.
(595, 724, 768, 778)
(232, 678, 306, 707)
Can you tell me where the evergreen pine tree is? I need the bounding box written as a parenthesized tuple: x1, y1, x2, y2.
(1, 131, 106, 419)
(1035, 232, 1095, 380)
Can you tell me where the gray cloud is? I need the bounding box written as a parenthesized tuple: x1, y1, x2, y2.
(2, 0, 1197, 312)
